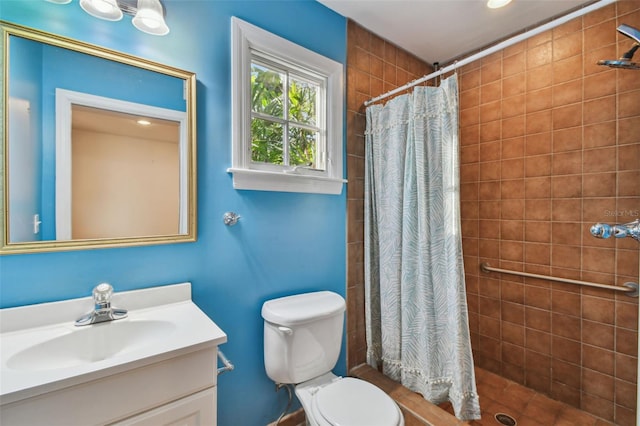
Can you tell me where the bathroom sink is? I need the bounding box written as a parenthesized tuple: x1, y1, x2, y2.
(1, 283, 227, 404)
(6, 319, 176, 371)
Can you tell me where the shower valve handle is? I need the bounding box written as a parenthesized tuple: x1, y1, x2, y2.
(590, 219, 640, 242)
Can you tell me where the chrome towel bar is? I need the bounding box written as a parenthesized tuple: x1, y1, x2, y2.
(480, 263, 638, 297)
(217, 350, 235, 376)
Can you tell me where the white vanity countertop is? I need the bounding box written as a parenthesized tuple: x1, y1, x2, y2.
(0, 283, 227, 404)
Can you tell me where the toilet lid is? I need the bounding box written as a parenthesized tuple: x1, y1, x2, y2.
(315, 378, 400, 426)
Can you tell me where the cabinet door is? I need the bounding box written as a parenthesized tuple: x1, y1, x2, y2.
(111, 387, 216, 426)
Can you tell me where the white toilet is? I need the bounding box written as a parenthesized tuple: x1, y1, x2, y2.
(262, 291, 404, 426)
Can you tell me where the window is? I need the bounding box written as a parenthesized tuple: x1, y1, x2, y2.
(250, 56, 323, 170)
(229, 17, 345, 194)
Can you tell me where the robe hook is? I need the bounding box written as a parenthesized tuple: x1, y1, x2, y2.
(223, 212, 241, 226)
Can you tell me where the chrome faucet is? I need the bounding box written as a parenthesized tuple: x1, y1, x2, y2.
(75, 283, 128, 326)
(590, 219, 640, 242)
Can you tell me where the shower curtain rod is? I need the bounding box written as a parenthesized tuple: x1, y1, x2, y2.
(364, 0, 616, 107)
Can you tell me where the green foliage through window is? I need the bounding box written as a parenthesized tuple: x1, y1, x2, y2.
(250, 58, 321, 168)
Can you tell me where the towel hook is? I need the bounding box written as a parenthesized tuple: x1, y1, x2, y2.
(223, 212, 241, 226)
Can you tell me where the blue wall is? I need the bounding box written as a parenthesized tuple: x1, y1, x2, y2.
(7, 36, 43, 242)
(0, 1, 347, 424)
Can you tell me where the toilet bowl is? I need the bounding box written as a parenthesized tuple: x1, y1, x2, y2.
(261, 291, 404, 426)
(295, 372, 404, 426)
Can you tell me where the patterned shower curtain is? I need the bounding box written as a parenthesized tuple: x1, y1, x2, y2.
(364, 76, 480, 421)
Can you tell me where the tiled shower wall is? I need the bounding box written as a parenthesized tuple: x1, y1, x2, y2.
(345, 20, 433, 369)
(460, 2, 639, 424)
(346, 2, 639, 425)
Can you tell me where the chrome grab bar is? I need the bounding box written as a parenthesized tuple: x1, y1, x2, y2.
(480, 263, 638, 297)
(217, 350, 235, 376)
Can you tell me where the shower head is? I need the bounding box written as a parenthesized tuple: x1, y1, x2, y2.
(598, 23, 640, 70)
(598, 58, 640, 69)
(598, 44, 640, 69)
(618, 24, 640, 44)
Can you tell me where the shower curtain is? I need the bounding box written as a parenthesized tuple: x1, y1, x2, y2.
(364, 76, 480, 421)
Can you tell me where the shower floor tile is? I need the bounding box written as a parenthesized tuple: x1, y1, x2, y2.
(351, 363, 620, 426)
(439, 367, 614, 426)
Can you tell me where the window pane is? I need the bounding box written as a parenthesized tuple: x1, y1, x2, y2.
(288, 77, 317, 126)
(251, 118, 283, 164)
(289, 126, 317, 167)
(251, 63, 284, 118)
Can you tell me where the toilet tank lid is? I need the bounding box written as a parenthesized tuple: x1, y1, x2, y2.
(262, 291, 345, 326)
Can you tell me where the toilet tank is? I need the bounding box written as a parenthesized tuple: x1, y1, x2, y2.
(262, 291, 345, 384)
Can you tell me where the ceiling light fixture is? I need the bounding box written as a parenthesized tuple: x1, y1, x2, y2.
(137, 119, 152, 126)
(487, 0, 512, 9)
(131, 0, 169, 35)
(80, 0, 123, 21)
(74, 0, 169, 35)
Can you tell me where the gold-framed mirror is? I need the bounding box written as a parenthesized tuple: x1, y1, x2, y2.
(1, 21, 197, 254)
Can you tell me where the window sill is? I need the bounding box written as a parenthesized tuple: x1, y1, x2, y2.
(227, 168, 346, 195)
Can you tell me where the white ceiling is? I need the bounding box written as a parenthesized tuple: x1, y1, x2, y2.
(73, 106, 179, 143)
(318, 0, 593, 65)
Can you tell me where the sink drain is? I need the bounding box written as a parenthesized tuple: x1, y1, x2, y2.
(495, 413, 517, 426)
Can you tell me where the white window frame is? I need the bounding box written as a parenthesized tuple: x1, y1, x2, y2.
(229, 17, 346, 195)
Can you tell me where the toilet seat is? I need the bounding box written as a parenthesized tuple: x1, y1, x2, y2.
(309, 377, 402, 426)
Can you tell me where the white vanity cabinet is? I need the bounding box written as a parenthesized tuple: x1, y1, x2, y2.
(0, 283, 227, 426)
(2, 347, 219, 426)
(109, 349, 218, 426)
(112, 388, 216, 426)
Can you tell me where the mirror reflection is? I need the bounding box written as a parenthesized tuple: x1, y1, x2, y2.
(64, 104, 182, 240)
(2, 22, 197, 254)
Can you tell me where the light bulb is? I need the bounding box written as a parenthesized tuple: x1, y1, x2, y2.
(487, 0, 512, 9)
(79, 0, 123, 21)
(132, 0, 169, 36)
